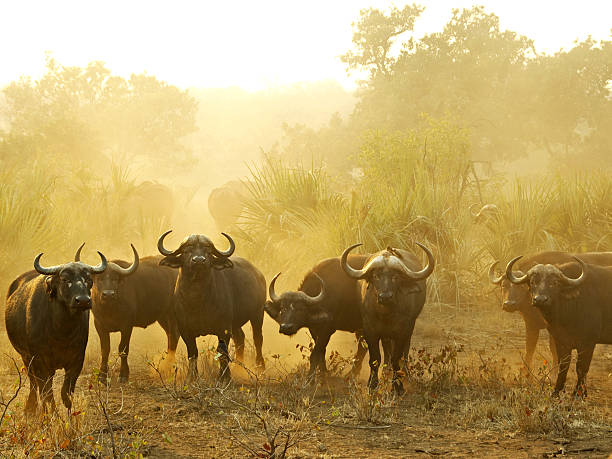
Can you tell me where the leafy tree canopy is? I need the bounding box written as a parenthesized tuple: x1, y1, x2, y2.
(0, 56, 198, 171)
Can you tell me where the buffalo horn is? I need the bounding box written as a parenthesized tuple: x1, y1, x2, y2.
(74, 242, 85, 262)
(211, 232, 235, 258)
(303, 272, 326, 305)
(396, 242, 435, 280)
(157, 230, 177, 256)
(86, 252, 108, 274)
(34, 253, 64, 275)
(340, 243, 365, 279)
(113, 244, 139, 275)
(488, 261, 504, 284)
(269, 272, 282, 302)
(505, 256, 528, 284)
(560, 256, 586, 286)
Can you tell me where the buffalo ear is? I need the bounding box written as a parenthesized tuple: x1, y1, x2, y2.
(561, 285, 581, 300)
(308, 306, 331, 325)
(44, 276, 58, 297)
(404, 282, 422, 294)
(264, 301, 281, 321)
(159, 254, 182, 268)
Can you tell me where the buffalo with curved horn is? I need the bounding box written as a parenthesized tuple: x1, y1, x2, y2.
(77, 244, 180, 384)
(341, 243, 434, 394)
(504, 255, 612, 396)
(265, 258, 394, 381)
(5, 249, 108, 413)
(157, 230, 265, 383)
(488, 250, 612, 376)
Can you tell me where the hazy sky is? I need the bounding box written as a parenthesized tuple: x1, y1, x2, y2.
(1, 0, 610, 91)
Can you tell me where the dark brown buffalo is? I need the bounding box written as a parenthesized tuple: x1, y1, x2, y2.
(265, 256, 392, 380)
(505, 256, 612, 396)
(5, 251, 107, 413)
(76, 244, 179, 383)
(341, 243, 434, 394)
(489, 251, 612, 373)
(158, 231, 265, 382)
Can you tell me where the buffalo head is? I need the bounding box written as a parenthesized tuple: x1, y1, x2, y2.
(265, 272, 328, 336)
(505, 256, 586, 309)
(34, 248, 108, 311)
(76, 243, 139, 304)
(489, 261, 530, 312)
(157, 230, 235, 275)
(341, 243, 434, 306)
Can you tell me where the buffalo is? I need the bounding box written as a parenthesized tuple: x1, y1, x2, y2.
(5, 250, 107, 413)
(208, 180, 248, 231)
(489, 251, 612, 374)
(505, 256, 612, 396)
(265, 256, 393, 380)
(76, 244, 179, 383)
(157, 231, 265, 382)
(341, 243, 434, 394)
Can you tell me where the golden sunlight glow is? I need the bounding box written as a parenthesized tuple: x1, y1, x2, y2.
(1, 0, 610, 90)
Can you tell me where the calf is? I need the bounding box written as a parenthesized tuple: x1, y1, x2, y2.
(158, 231, 266, 382)
(341, 243, 434, 394)
(505, 256, 612, 396)
(5, 251, 107, 413)
(77, 244, 179, 383)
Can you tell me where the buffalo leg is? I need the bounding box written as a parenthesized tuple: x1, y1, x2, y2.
(232, 326, 245, 363)
(95, 321, 110, 383)
(25, 372, 38, 415)
(391, 336, 409, 395)
(365, 334, 381, 391)
(61, 362, 84, 410)
(250, 315, 265, 368)
(182, 335, 199, 383)
(350, 332, 367, 377)
(523, 322, 540, 374)
(553, 342, 572, 396)
(158, 317, 179, 369)
(38, 370, 56, 414)
(118, 327, 133, 384)
(382, 339, 393, 368)
(309, 331, 331, 380)
(574, 344, 595, 398)
(217, 330, 232, 383)
(548, 332, 558, 378)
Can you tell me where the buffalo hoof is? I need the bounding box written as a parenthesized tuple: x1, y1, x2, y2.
(219, 372, 231, 386)
(256, 357, 265, 369)
(392, 380, 405, 396)
(368, 377, 379, 393)
(118, 375, 129, 384)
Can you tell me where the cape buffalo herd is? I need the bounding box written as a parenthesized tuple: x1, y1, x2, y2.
(4, 225, 612, 415)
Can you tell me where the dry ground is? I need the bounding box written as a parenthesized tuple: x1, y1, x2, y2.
(0, 297, 610, 458)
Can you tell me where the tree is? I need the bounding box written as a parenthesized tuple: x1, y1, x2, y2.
(0, 56, 198, 169)
(341, 4, 424, 79)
